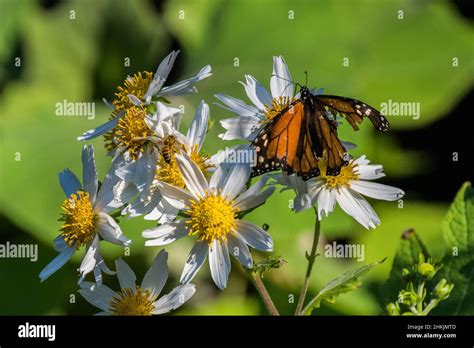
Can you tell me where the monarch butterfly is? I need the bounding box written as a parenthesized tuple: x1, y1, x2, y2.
(251, 85, 389, 180)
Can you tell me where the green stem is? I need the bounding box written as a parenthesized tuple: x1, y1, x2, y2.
(248, 270, 279, 316)
(295, 207, 321, 315)
(422, 299, 439, 315)
(416, 281, 425, 313)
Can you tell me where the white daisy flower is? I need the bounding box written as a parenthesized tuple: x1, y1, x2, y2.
(272, 172, 314, 212)
(108, 101, 183, 211)
(77, 50, 212, 142)
(276, 155, 405, 229)
(215, 55, 323, 141)
(142, 152, 275, 289)
(39, 145, 132, 284)
(118, 101, 213, 223)
(79, 250, 195, 315)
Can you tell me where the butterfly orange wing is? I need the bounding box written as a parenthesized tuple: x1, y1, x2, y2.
(252, 101, 347, 179)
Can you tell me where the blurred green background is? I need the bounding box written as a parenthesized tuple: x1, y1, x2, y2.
(0, 0, 473, 315)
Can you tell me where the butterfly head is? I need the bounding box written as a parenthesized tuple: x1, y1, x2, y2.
(299, 86, 311, 101)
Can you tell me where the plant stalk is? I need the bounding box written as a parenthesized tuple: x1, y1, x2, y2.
(248, 270, 280, 316)
(295, 207, 321, 315)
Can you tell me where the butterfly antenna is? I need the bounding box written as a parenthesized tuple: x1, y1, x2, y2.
(304, 71, 308, 86)
(271, 74, 300, 95)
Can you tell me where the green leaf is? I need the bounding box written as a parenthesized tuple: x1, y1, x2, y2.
(303, 258, 385, 315)
(434, 182, 474, 315)
(442, 182, 474, 256)
(434, 253, 474, 315)
(379, 229, 430, 306)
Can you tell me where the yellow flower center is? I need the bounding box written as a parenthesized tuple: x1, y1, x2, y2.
(109, 287, 154, 316)
(104, 71, 153, 152)
(155, 140, 212, 188)
(113, 106, 153, 160)
(59, 191, 97, 248)
(320, 161, 359, 189)
(186, 193, 238, 243)
(262, 96, 294, 123)
(113, 71, 153, 113)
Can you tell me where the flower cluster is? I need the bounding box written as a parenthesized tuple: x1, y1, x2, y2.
(386, 253, 454, 315)
(40, 51, 404, 315)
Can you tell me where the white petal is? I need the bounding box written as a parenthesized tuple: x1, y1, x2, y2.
(94, 164, 121, 213)
(239, 75, 272, 110)
(227, 233, 252, 268)
(93, 254, 114, 286)
(78, 234, 100, 281)
(113, 180, 138, 207)
(350, 180, 405, 201)
(220, 163, 251, 199)
(175, 152, 208, 198)
(159, 65, 212, 96)
(114, 160, 137, 182)
(59, 169, 82, 197)
(39, 246, 75, 282)
(115, 258, 137, 290)
(97, 213, 131, 246)
(81, 145, 98, 202)
(335, 187, 381, 229)
(218, 116, 262, 141)
(79, 281, 116, 311)
(270, 56, 294, 99)
(128, 94, 142, 106)
(208, 239, 231, 289)
(157, 181, 194, 210)
(234, 173, 267, 200)
(143, 220, 188, 246)
(356, 163, 386, 180)
(180, 241, 208, 284)
(134, 151, 158, 192)
(141, 250, 168, 298)
(234, 175, 274, 211)
(353, 155, 369, 166)
(77, 116, 120, 141)
(144, 50, 180, 102)
(144, 197, 179, 223)
(186, 100, 209, 149)
(152, 284, 196, 314)
(209, 165, 225, 191)
(214, 93, 260, 117)
(316, 188, 336, 219)
(235, 220, 273, 251)
(155, 102, 182, 121)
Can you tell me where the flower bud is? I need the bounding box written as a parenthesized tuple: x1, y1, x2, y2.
(386, 302, 400, 315)
(417, 262, 435, 279)
(433, 279, 454, 301)
(398, 285, 418, 307)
